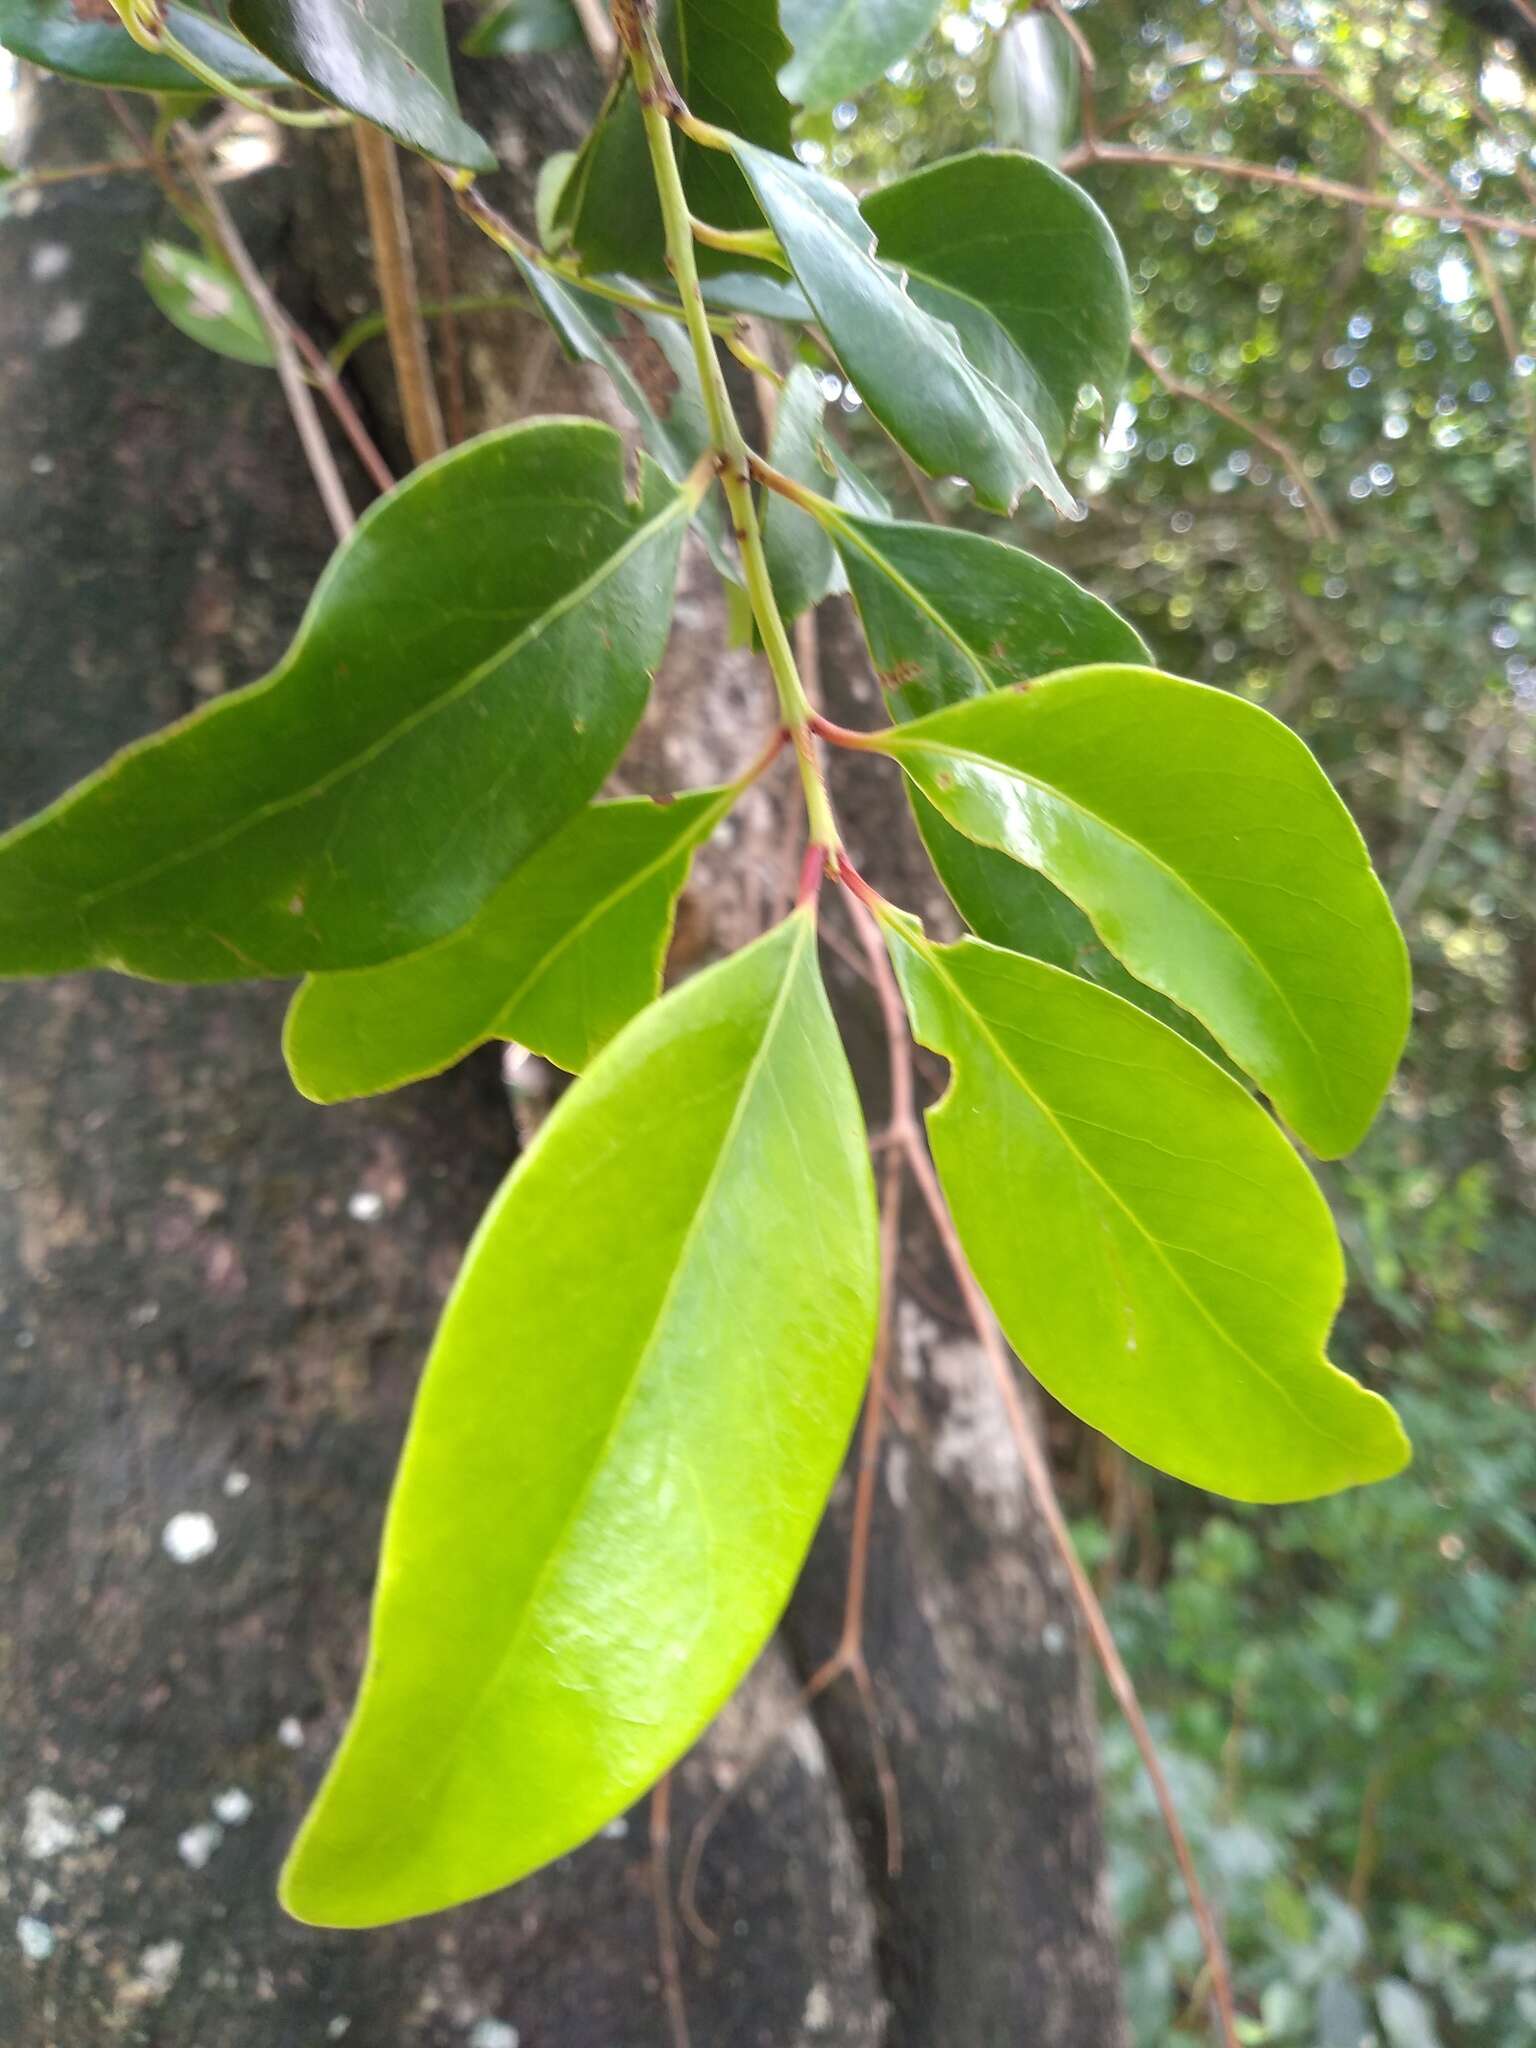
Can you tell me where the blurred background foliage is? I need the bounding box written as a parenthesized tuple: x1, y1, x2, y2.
(809, 2, 1534, 2041)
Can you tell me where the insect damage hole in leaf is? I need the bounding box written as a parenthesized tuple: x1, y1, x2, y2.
(279, 909, 879, 1926)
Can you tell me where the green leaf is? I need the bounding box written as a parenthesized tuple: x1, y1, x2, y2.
(0, 0, 287, 90)
(699, 270, 812, 323)
(554, 0, 793, 278)
(0, 421, 689, 981)
(279, 909, 878, 1925)
(885, 922, 1410, 1500)
(730, 141, 1071, 515)
(284, 789, 729, 1101)
(228, 0, 496, 172)
(461, 0, 577, 58)
(867, 667, 1410, 1158)
(860, 151, 1132, 454)
(762, 364, 842, 622)
(988, 14, 1080, 166)
(779, 0, 942, 108)
(140, 239, 274, 366)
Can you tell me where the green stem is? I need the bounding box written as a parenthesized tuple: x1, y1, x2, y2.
(116, 4, 346, 128)
(626, 31, 840, 853)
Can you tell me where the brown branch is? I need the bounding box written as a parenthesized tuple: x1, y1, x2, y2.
(1061, 136, 1536, 240)
(284, 321, 397, 498)
(840, 885, 1241, 2048)
(352, 125, 446, 467)
(425, 177, 468, 447)
(650, 1776, 692, 2048)
(1131, 336, 1339, 543)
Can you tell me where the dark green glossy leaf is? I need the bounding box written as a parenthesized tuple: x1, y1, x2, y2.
(699, 269, 813, 323)
(868, 667, 1411, 1158)
(886, 921, 1410, 1500)
(0, 421, 689, 981)
(779, 0, 942, 108)
(731, 141, 1070, 515)
(140, 239, 274, 366)
(860, 151, 1132, 454)
(229, 0, 496, 171)
(461, 0, 577, 58)
(554, 0, 792, 277)
(285, 789, 729, 1100)
(280, 909, 878, 1925)
(762, 364, 841, 622)
(0, 0, 287, 90)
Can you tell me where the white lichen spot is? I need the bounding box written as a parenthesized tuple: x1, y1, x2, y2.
(16, 1915, 55, 1962)
(92, 1803, 127, 1837)
(41, 300, 86, 349)
(212, 1788, 253, 1827)
(134, 1939, 183, 2000)
(222, 1470, 251, 1498)
(177, 1821, 222, 1870)
(162, 1511, 218, 1564)
(600, 1816, 628, 1841)
(1041, 1622, 1067, 1656)
(467, 2023, 519, 2048)
(29, 241, 70, 281)
(326, 2021, 352, 2041)
(29, 453, 54, 478)
(277, 1716, 305, 1750)
(347, 1190, 384, 1223)
(802, 1982, 833, 2032)
(23, 1789, 80, 1859)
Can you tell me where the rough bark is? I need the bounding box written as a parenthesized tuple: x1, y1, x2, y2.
(1, 53, 1126, 2048)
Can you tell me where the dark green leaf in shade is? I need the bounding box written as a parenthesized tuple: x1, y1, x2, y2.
(279, 909, 878, 1925)
(866, 667, 1411, 1158)
(699, 270, 813, 323)
(229, 0, 496, 171)
(778, 0, 943, 109)
(731, 141, 1071, 515)
(860, 151, 1132, 455)
(140, 239, 274, 366)
(461, 0, 577, 58)
(885, 920, 1411, 1500)
(762, 364, 842, 622)
(554, 0, 793, 278)
(0, 421, 689, 981)
(284, 789, 730, 1100)
(0, 0, 287, 89)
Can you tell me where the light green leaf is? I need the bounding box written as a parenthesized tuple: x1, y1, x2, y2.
(989, 14, 1080, 165)
(285, 789, 729, 1100)
(867, 667, 1410, 1157)
(778, 0, 941, 107)
(140, 239, 274, 366)
(555, 0, 793, 277)
(699, 270, 813, 322)
(279, 909, 878, 1925)
(0, 421, 689, 982)
(0, 0, 287, 89)
(731, 141, 1071, 515)
(762, 364, 842, 622)
(229, 0, 496, 171)
(860, 151, 1132, 454)
(885, 922, 1410, 1500)
(461, 0, 578, 58)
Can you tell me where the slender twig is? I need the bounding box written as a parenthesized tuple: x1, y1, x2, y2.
(839, 882, 1241, 2048)
(353, 125, 445, 466)
(425, 178, 468, 446)
(1392, 706, 1512, 919)
(330, 292, 539, 372)
(570, 0, 619, 70)
(1131, 337, 1339, 543)
(650, 1776, 692, 2048)
(1060, 137, 1536, 241)
(285, 322, 397, 496)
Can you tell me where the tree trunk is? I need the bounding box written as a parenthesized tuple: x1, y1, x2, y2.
(1, 55, 1125, 2048)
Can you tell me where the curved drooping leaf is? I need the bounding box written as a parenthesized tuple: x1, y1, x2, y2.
(229, 0, 496, 171)
(0, 0, 287, 89)
(988, 12, 1080, 163)
(778, 0, 943, 108)
(280, 910, 879, 1926)
(0, 421, 690, 982)
(461, 0, 577, 57)
(860, 151, 1132, 455)
(699, 269, 813, 323)
(731, 142, 1071, 515)
(885, 922, 1410, 1501)
(554, 0, 793, 278)
(140, 240, 274, 366)
(285, 789, 730, 1101)
(762, 365, 842, 622)
(867, 667, 1411, 1158)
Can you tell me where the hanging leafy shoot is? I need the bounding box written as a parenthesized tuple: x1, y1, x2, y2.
(1, 0, 1413, 1953)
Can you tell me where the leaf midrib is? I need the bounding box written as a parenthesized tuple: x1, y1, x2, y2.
(919, 941, 1357, 1452)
